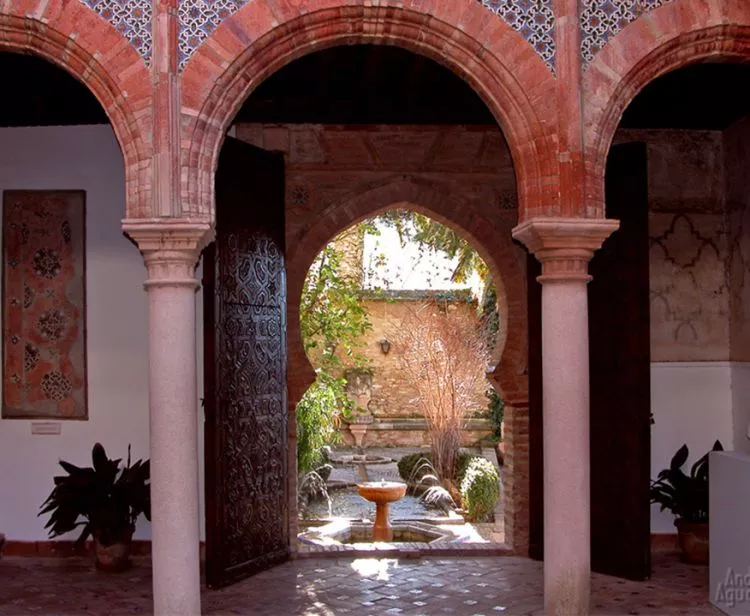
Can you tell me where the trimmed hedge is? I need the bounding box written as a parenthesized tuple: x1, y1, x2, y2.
(459, 457, 500, 522)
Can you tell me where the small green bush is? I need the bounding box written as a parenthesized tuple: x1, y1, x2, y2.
(459, 457, 500, 522)
(397, 452, 433, 482)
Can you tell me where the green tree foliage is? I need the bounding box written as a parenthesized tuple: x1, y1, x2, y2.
(297, 230, 373, 474)
(376, 209, 489, 284)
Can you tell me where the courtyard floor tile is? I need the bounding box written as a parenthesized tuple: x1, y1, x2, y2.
(0, 551, 722, 615)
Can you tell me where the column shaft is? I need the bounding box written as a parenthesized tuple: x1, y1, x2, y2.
(542, 279, 590, 615)
(147, 279, 201, 616)
(124, 222, 212, 616)
(513, 217, 619, 616)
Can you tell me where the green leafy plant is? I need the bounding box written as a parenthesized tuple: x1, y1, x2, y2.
(459, 456, 500, 522)
(297, 229, 373, 473)
(650, 440, 723, 524)
(296, 373, 346, 475)
(39, 443, 150, 547)
(485, 388, 504, 443)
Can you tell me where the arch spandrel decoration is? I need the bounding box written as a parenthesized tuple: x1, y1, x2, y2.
(177, 0, 556, 72)
(78, 0, 152, 64)
(481, 0, 556, 72)
(581, 0, 673, 67)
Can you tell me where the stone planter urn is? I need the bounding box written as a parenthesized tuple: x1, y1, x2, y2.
(347, 412, 373, 448)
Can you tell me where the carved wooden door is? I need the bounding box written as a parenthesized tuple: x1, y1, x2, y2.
(203, 136, 289, 589)
(527, 142, 651, 580)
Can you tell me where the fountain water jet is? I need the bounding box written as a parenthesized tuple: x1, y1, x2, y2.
(357, 480, 408, 541)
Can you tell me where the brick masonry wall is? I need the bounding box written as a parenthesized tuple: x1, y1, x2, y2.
(334, 295, 494, 447)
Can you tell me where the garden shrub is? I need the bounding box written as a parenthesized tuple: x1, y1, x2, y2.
(397, 452, 433, 482)
(400, 451, 475, 484)
(459, 456, 500, 522)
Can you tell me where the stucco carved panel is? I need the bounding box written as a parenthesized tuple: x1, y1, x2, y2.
(581, 0, 673, 67)
(649, 213, 730, 362)
(177, 0, 556, 72)
(79, 0, 152, 64)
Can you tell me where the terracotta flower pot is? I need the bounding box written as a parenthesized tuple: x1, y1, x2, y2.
(94, 527, 134, 572)
(675, 519, 709, 565)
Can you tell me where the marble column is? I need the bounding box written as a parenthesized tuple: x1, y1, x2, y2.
(124, 221, 212, 616)
(513, 217, 619, 616)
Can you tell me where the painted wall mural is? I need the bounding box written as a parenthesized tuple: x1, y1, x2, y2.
(581, 0, 673, 67)
(78, 0, 152, 64)
(2, 191, 88, 420)
(177, 0, 556, 72)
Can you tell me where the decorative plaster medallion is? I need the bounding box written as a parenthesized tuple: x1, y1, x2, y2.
(480, 0, 556, 72)
(79, 0, 152, 64)
(580, 0, 673, 67)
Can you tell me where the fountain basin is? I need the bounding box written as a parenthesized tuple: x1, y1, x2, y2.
(356, 481, 407, 503)
(299, 520, 454, 547)
(356, 481, 408, 542)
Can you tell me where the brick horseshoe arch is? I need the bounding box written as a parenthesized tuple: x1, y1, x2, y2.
(286, 176, 530, 551)
(286, 177, 527, 409)
(0, 9, 152, 218)
(180, 1, 559, 222)
(583, 0, 750, 215)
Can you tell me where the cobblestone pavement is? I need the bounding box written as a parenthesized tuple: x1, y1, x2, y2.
(0, 552, 721, 615)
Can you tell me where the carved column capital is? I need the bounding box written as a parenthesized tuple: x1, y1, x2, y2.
(512, 217, 619, 283)
(122, 219, 214, 289)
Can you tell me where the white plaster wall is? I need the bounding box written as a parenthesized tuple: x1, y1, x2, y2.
(650, 362, 735, 533)
(0, 126, 155, 541)
(730, 363, 750, 455)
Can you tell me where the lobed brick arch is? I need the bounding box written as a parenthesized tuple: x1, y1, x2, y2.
(180, 1, 559, 223)
(583, 0, 750, 216)
(0, 8, 152, 218)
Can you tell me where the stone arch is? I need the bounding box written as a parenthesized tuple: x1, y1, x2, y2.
(180, 1, 559, 222)
(0, 8, 152, 218)
(583, 1, 750, 215)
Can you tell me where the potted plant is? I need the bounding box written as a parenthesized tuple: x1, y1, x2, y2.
(650, 440, 723, 565)
(39, 443, 150, 572)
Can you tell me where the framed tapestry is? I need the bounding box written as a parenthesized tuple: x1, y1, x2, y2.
(2, 190, 87, 419)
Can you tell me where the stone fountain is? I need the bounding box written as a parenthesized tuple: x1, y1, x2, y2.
(357, 480, 407, 541)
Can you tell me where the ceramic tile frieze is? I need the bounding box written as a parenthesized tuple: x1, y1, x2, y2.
(581, 0, 673, 67)
(178, 0, 248, 71)
(79, 0, 152, 64)
(480, 0, 556, 72)
(177, 0, 557, 72)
